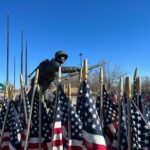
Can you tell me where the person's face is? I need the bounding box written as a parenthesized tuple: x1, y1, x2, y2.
(58, 56, 66, 64)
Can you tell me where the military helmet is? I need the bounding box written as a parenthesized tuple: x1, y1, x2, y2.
(55, 50, 68, 61)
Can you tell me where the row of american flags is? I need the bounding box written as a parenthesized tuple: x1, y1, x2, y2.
(0, 78, 150, 150)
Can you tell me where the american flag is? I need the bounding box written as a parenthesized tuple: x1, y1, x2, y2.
(0, 98, 9, 132)
(96, 96, 100, 118)
(132, 78, 143, 112)
(41, 102, 52, 149)
(133, 90, 143, 113)
(15, 95, 22, 114)
(16, 88, 30, 125)
(47, 93, 56, 124)
(21, 90, 53, 150)
(0, 98, 9, 150)
(142, 97, 150, 125)
(119, 96, 128, 150)
(49, 85, 64, 149)
(76, 80, 107, 150)
(21, 92, 40, 149)
(131, 101, 150, 149)
(52, 84, 83, 150)
(1, 102, 23, 150)
(51, 98, 63, 149)
(68, 102, 83, 150)
(102, 87, 118, 149)
(133, 77, 138, 106)
(76, 82, 84, 119)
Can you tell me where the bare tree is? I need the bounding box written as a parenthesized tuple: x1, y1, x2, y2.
(141, 76, 150, 94)
(88, 69, 100, 93)
(63, 75, 79, 87)
(89, 63, 126, 94)
(104, 64, 126, 93)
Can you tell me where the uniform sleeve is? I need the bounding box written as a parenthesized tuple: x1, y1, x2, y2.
(61, 66, 80, 73)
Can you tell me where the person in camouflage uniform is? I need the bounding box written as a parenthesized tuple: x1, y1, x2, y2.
(28, 50, 80, 107)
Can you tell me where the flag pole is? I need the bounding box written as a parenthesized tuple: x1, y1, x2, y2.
(117, 78, 123, 149)
(0, 105, 9, 148)
(137, 77, 141, 109)
(24, 69, 39, 150)
(20, 74, 28, 124)
(21, 30, 23, 76)
(99, 67, 104, 127)
(14, 56, 16, 91)
(77, 68, 83, 97)
(6, 14, 9, 85)
(125, 77, 132, 150)
(0, 86, 9, 148)
(25, 40, 28, 86)
(1, 14, 10, 146)
(37, 84, 42, 150)
(51, 66, 62, 148)
(68, 84, 72, 145)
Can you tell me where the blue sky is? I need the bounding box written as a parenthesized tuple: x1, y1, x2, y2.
(0, 0, 150, 88)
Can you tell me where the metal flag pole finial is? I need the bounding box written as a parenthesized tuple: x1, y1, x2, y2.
(83, 59, 88, 80)
(99, 67, 104, 83)
(9, 84, 14, 100)
(58, 66, 62, 83)
(79, 52, 83, 68)
(125, 77, 131, 99)
(119, 78, 124, 97)
(68, 84, 71, 100)
(133, 67, 138, 81)
(79, 68, 83, 83)
(4, 84, 8, 99)
(34, 69, 39, 84)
